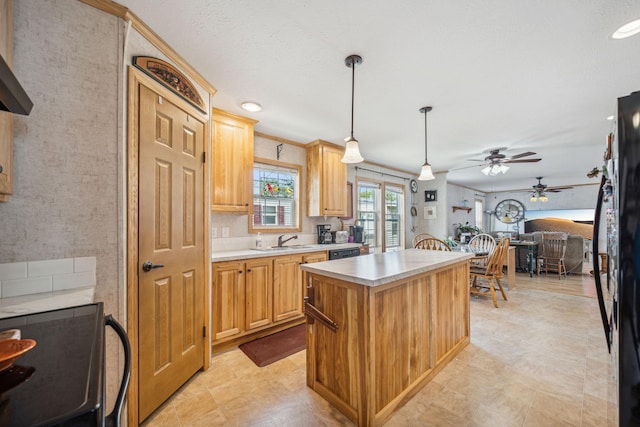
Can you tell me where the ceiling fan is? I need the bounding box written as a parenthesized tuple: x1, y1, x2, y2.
(529, 176, 573, 202)
(456, 148, 542, 176)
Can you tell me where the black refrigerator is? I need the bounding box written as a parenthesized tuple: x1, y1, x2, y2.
(594, 90, 640, 426)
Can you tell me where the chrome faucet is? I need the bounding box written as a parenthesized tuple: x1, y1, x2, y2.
(277, 234, 298, 247)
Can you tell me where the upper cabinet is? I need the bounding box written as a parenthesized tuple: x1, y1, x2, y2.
(306, 140, 347, 217)
(211, 108, 257, 213)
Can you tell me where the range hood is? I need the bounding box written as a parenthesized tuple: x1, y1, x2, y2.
(0, 53, 33, 115)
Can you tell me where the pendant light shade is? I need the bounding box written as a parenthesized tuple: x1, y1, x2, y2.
(341, 55, 364, 163)
(418, 106, 435, 180)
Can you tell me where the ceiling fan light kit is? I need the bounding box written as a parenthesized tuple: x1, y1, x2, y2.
(341, 54, 364, 164)
(481, 164, 510, 176)
(418, 106, 435, 181)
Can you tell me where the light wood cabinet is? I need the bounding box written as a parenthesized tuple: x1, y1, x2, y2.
(211, 260, 244, 340)
(301, 252, 327, 297)
(212, 251, 328, 347)
(244, 258, 273, 330)
(306, 140, 347, 217)
(273, 255, 304, 321)
(211, 108, 257, 213)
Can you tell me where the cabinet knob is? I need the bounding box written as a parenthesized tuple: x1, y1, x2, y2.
(247, 269, 252, 272)
(238, 270, 243, 274)
(0, 164, 3, 173)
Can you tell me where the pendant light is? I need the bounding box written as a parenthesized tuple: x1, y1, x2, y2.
(418, 106, 435, 180)
(341, 54, 364, 163)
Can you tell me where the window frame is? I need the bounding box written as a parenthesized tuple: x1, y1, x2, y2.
(248, 157, 302, 233)
(355, 177, 405, 253)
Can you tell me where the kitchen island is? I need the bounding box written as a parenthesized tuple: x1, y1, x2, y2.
(300, 249, 474, 427)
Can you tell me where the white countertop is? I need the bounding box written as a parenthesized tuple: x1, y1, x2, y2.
(299, 249, 474, 287)
(211, 243, 362, 262)
(0, 286, 95, 319)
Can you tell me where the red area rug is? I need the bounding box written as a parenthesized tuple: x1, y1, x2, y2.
(239, 324, 306, 367)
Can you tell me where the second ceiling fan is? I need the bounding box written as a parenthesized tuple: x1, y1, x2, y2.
(529, 176, 573, 202)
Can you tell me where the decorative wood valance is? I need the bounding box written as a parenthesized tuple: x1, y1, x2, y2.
(133, 56, 205, 113)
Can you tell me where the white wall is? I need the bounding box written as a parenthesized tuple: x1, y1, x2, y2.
(447, 183, 486, 238)
(410, 173, 449, 242)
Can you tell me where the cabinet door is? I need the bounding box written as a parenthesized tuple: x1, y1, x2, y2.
(212, 261, 244, 340)
(211, 109, 256, 213)
(321, 145, 347, 216)
(245, 258, 273, 330)
(273, 255, 304, 322)
(301, 252, 328, 297)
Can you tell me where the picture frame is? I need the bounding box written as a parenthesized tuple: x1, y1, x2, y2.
(424, 206, 437, 219)
(425, 190, 437, 202)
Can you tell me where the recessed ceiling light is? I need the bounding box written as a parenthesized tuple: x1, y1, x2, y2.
(607, 115, 614, 120)
(612, 18, 640, 39)
(241, 101, 262, 112)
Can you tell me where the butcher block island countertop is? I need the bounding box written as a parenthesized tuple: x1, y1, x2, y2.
(300, 249, 474, 427)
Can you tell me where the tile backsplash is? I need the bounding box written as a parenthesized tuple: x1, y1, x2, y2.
(0, 257, 96, 298)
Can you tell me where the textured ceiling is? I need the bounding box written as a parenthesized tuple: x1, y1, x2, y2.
(117, 0, 640, 192)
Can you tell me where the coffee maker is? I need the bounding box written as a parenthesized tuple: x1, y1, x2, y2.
(349, 225, 364, 243)
(317, 224, 332, 244)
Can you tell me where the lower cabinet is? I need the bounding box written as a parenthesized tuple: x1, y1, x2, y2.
(212, 251, 327, 348)
(273, 255, 304, 322)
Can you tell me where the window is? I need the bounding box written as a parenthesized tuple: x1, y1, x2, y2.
(385, 185, 404, 251)
(249, 159, 301, 232)
(356, 179, 405, 252)
(475, 199, 484, 232)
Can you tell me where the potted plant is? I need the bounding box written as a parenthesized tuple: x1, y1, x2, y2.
(454, 222, 482, 241)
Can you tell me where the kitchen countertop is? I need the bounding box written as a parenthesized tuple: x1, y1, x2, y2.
(299, 248, 474, 287)
(0, 286, 95, 319)
(211, 243, 362, 262)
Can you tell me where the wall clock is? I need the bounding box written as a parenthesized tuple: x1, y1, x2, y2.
(409, 179, 418, 193)
(495, 199, 525, 223)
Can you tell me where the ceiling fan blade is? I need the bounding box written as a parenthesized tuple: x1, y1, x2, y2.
(546, 189, 563, 193)
(504, 158, 542, 163)
(508, 151, 536, 160)
(466, 158, 486, 162)
(450, 163, 485, 172)
(548, 186, 574, 191)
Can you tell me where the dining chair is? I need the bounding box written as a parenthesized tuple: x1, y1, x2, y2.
(411, 233, 435, 248)
(414, 237, 451, 251)
(537, 232, 568, 279)
(470, 237, 510, 308)
(467, 233, 496, 267)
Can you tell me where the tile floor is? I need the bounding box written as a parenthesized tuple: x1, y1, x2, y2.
(143, 271, 616, 426)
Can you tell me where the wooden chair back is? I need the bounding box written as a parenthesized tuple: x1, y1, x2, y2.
(482, 237, 510, 276)
(414, 237, 451, 251)
(468, 233, 496, 256)
(541, 232, 568, 258)
(411, 233, 435, 248)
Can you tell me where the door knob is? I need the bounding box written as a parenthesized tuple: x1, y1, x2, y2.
(142, 261, 165, 272)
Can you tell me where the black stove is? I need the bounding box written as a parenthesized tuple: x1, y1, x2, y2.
(0, 303, 130, 426)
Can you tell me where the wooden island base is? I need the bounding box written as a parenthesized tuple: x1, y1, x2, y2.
(302, 251, 471, 427)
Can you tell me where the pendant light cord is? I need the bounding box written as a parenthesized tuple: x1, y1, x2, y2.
(424, 109, 428, 164)
(350, 60, 355, 140)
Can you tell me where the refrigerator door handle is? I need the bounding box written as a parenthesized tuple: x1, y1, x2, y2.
(593, 175, 611, 353)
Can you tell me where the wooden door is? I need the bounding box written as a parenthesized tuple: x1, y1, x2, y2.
(138, 85, 205, 421)
(322, 145, 347, 216)
(273, 255, 303, 321)
(212, 261, 245, 340)
(245, 258, 273, 330)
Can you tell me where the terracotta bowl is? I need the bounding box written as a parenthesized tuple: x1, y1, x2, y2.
(0, 339, 37, 371)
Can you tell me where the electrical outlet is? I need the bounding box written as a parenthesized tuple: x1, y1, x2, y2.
(222, 227, 230, 238)
(211, 227, 217, 238)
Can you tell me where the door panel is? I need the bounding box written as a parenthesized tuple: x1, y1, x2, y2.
(138, 85, 205, 422)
